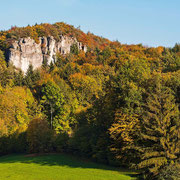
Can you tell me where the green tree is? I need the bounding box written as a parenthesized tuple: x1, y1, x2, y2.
(0, 51, 15, 87)
(49, 61, 54, 72)
(70, 43, 79, 55)
(55, 53, 67, 67)
(172, 43, 180, 53)
(0, 50, 7, 86)
(135, 78, 180, 178)
(41, 81, 64, 131)
(14, 70, 24, 86)
(69, 73, 103, 106)
(0, 50, 6, 73)
(53, 76, 79, 132)
(24, 64, 40, 88)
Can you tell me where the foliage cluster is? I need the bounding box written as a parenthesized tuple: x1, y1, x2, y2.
(0, 23, 179, 179)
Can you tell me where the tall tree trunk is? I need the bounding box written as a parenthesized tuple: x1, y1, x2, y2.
(50, 103, 53, 129)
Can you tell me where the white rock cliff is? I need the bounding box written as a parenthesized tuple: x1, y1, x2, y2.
(8, 36, 87, 73)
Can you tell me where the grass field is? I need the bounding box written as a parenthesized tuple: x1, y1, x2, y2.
(0, 154, 138, 180)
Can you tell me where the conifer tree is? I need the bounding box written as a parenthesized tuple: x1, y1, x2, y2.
(14, 70, 24, 86)
(49, 61, 54, 73)
(70, 43, 79, 55)
(24, 64, 40, 88)
(136, 78, 180, 178)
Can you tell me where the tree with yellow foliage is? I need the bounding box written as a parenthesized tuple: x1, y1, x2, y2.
(0, 87, 34, 136)
(109, 111, 140, 164)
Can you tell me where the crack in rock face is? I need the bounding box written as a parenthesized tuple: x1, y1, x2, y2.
(8, 36, 87, 73)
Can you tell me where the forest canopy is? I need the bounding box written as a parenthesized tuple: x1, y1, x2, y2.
(0, 22, 179, 180)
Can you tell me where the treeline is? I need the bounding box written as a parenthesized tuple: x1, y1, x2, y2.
(0, 22, 110, 53)
(0, 23, 180, 179)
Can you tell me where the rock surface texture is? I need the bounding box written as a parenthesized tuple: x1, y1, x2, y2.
(8, 36, 87, 73)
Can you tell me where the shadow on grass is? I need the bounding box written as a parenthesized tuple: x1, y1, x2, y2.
(0, 153, 140, 178)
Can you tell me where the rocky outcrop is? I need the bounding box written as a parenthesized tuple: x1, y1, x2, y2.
(8, 36, 87, 73)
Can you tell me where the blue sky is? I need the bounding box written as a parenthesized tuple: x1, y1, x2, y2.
(0, 0, 179, 47)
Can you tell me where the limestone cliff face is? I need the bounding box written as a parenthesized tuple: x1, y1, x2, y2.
(8, 36, 87, 73)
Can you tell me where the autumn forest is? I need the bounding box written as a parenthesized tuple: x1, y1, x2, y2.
(0, 22, 180, 179)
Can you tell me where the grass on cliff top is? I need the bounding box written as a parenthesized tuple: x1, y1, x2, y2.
(0, 153, 138, 180)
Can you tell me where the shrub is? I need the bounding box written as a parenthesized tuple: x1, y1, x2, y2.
(0, 132, 27, 155)
(27, 118, 54, 153)
(53, 133, 69, 153)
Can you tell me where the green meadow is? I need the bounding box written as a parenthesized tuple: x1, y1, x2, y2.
(0, 154, 138, 180)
